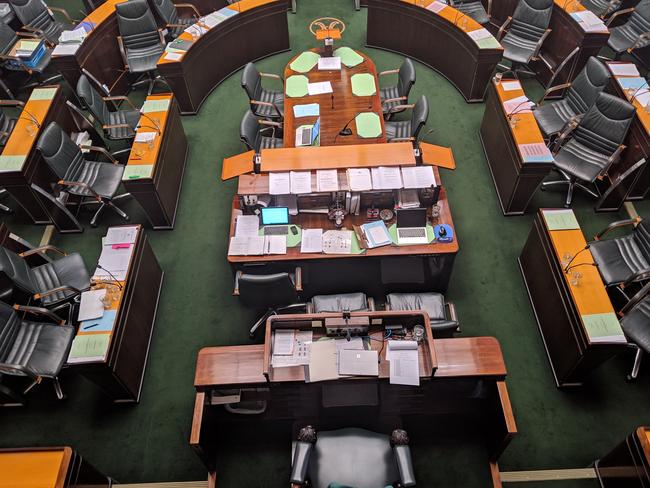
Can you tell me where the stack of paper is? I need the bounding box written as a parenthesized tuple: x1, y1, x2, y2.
(94, 226, 138, 281)
(401, 166, 436, 189)
(571, 10, 607, 32)
(347, 168, 372, 191)
(78, 289, 106, 322)
(235, 215, 260, 237)
(15, 40, 40, 56)
(318, 56, 341, 70)
(306, 340, 339, 382)
(228, 235, 287, 256)
(269, 171, 313, 194)
(503, 95, 534, 115)
(356, 220, 392, 249)
(293, 103, 320, 118)
(300, 228, 323, 253)
(609, 63, 640, 77)
(272, 330, 312, 367)
(518, 142, 554, 163)
(316, 169, 339, 192)
(386, 340, 419, 386)
(59, 28, 87, 44)
(371, 166, 403, 190)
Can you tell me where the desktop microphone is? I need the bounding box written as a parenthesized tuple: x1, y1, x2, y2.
(334, 115, 358, 142)
(138, 112, 161, 134)
(629, 80, 649, 104)
(565, 262, 598, 275)
(506, 100, 533, 121)
(563, 244, 591, 273)
(95, 264, 124, 290)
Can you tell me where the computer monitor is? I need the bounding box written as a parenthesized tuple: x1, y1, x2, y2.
(261, 207, 289, 225)
(396, 208, 427, 228)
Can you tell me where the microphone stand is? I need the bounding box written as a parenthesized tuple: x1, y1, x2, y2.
(563, 244, 590, 273)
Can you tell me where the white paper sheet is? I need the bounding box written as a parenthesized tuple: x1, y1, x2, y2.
(426, 0, 447, 13)
(95, 245, 133, 279)
(105, 226, 137, 245)
(227, 236, 264, 256)
(318, 56, 341, 70)
(501, 80, 522, 91)
(78, 289, 106, 321)
(502, 95, 533, 115)
(467, 28, 492, 41)
(52, 43, 80, 55)
(347, 168, 372, 191)
(235, 215, 260, 237)
(386, 340, 419, 386)
(290, 171, 313, 194)
(134, 131, 156, 143)
(316, 169, 339, 192)
(300, 228, 323, 253)
(263, 235, 287, 255)
(307, 81, 333, 95)
(322, 230, 352, 254)
(401, 165, 436, 189)
(273, 329, 295, 355)
(371, 166, 403, 190)
(164, 52, 183, 61)
(609, 63, 640, 77)
(269, 172, 291, 195)
(271, 330, 312, 367)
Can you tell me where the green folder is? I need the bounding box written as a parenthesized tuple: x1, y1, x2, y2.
(289, 51, 320, 73)
(351, 73, 376, 97)
(333, 46, 363, 67)
(123, 164, 154, 180)
(542, 209, 580, 231)
(388, 224, 435, 245)
(0, 155, 26, 172)
(355, 112, 382, 138)
(69, 333, 110, 360)
(475, 36, 502, 50)
(581, 312, 625, 342)
(141, 99, 170, 113)
(285, 75, 309, 98)
(29, 87, 57, 101)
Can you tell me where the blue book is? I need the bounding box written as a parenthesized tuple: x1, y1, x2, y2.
(357, 220, 392, 249)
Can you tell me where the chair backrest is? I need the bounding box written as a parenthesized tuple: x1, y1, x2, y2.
(397, 58, 416, 100)
(0, 300, 20, 364)
(628, 0, 650, 34)
(116, 0, 160, 50)
(633, 219, 650, 256)
(0, 21, 17, 55)
(573, 92, 635, 157)
(240, 109, 260, 152)
(238, 272, 298, 309)
(10, 0, 52, 31)
(241, 62, 262, 102)
(410, 95, 429, 139)
(150, 0, 180, 26)
(0, 246, 36, 295)
(565, 57, 611, 115)
(76, 75, 110, 125)
(510, 0, 553, 42)
(36, 122, 85, 180)
(311, 293, 368, 313)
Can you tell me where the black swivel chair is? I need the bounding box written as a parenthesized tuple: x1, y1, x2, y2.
(533, 56, 611, 138)
(379, 58, 416, 119)
(0, 106, 16, 147)
(542, 92, 635, 207)
(291, 426, 416, 488)
(240, 109, 282, 153)
(0, 243, 90, 311)
(234, 268, 305, 337)
(619, 283, 650, 380)
(497, 0, 553, 76)
(450, 0, 490, 25)
(116, 0, 167, 95)
(76, 74, 140, 142)
(150, 0, 200, 40)
(9, 0, 74, 44)
(386, 292, 459, 338)
(0, 300, 74, 401)
(606, 0, 650, 59)
(384, 94, 429, 143)
(306, 292, 375, 313)
(36, 122, 130, 227)
(241, 62, 284, 120)
(589, 217, 650, 294)
(582, 0, 622, 18)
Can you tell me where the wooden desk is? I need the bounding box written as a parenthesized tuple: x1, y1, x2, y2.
(519, 209, 629, 387)
(596, 426, 650, 486)
(283, 48, 385, 147)
(157, 0, 289, 114)
(190, 312, 515, 478)
(0, 446, 110, 488)
(51, 0, 130, 96)
(229, 166, 458, 295)
(480, 79, 554, 216)
(0, 86, 76, 224)
(67, 225, 164, 402)
(366, 0, 503, 103)
(122, 94, 188, 230)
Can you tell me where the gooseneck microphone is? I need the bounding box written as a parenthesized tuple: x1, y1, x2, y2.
(95, 264, 124, 290)
(565, 262, 598, 275)
(333, 115, 358, 143)
(563, 244, 591, 274)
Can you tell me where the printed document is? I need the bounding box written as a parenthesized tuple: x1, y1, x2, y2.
(301, 228, 323, 253)
(78, 289, 106, 322)
(347, 168, 372, 191)
(401, 165, 436, 189)
(318, 56, 341, 70)
(316, 169, 339, 192)
(235, 215, 260, 237)
(269, 172, 291, 195)
(387, 340, 419, 386)
(290, 171, 313, 194)
(307, 81, 333, 95)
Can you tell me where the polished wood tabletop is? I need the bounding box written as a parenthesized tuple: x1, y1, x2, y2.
(283, 48, 385, 147)
(0, 447, 72, 488)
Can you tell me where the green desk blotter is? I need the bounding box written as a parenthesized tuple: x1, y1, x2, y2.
(258, 225, 302, 247)
(388, 223, 435, 244)
(29, 87, 57, 101)
(285, 75, 309, 98)
(122, 164, 154, 180)
(290, 51, 320, 73)
(355, 112, 382, 138)
(351, 73, 376, 96)
(0, 154, 26, 172)
(333, 46, 364, 67)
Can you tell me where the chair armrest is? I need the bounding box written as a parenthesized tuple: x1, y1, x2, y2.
(0, 99, 24, 107)
(116, 36, 129, 69)
(258, 119, 282, 128)
(0, 361, 40, 381)
(33, 285, 83, 302)
(166, 22, 188, 29)
(594, 217, 641, 240)
(294, 267, 302, 292)
(389, 137, 416, 142)
(393, 445, 416, 487)
(487, 0, 492, 17)
(606, 6, 634, 26)
(532, 29, 552, 59)
(260, 72, 283, 82)
(79, 145, 118, 164)
(175, 2, 201, 16)
(102, 95, 138, 111)
(58, 180, 102, 200)
(18, 245, 67, 258)
(382, 96, 407, 105)
(102, 123, 132, 131)
(49, 6, 77, 24)
(22, 25, 46, 38)
(446, 300, 458, 323)
(538, 82, 572, 104)
(601, 144, 626, 177)
(290, 442, 313, 485)
(233, 270, 242, 296)
(497, 16, 512, 41)
(551, 117, 579, 153)
(629, 32, 650, 51)
(16, 31, 42, 39)
(0, 54, 21, 62)
(378, 68, 400, 76)
(621, 269, 650, 289)
(251, 100, 283, 119)
(13, 304, 65, 324)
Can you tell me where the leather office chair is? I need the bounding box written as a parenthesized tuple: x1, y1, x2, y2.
(589, 217, 650, 293)
(385, 94, 429, 143)
(76, 74, 140, 142)
(150, 0, 199, 40)
(606, 0, 650, 58)
(9, 0, 74, 44)
(619, 283, 650, 380)
(233, 268, 305, 337)
(0, 300, 74, 400)
(0, 243, 90, 310)
(240, 109, 282, 153)
(241, 62, 284, 120)
(450, 0, 490, 25)
(306, 292, 375, 313)
(36, 122, 130, 227)
(542, 92, 635, 207)
(534, 56, 611, 138)
(0, 106, 16, 148)
(386, 292, 459, 338)
(291, 426, 416, 488)
(582, 0, 622, 18)
(379, 58, 416, 119)
(497, 0, 553, 76)
(116, 0, 168, 95)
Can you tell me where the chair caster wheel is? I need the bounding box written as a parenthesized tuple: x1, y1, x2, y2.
(540, 185, 546, 191)
(249, 334, 255, 340)
(626, 374, 635, 383)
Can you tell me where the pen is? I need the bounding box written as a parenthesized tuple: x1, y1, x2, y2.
(84, 323, 99, 330)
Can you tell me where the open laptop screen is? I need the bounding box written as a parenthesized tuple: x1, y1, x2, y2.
(396, 208, 427, 228)
(261, 207, 289, 225)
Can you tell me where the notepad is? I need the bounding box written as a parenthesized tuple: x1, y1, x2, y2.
(609, 63, 640, 77)
(235, 214, 260, 237)
(78, 289, 106, 322)
(293, 103, 320, 118)
(387, 340, 419, 386)
(228, 235, 286, 256)
(301, 228, 323, 253)
(582, 312, 626, 343)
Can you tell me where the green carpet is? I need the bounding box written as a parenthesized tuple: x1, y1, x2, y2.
(1, 0, 650, 486)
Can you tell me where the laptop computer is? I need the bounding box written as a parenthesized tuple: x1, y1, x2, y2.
(295, 117, 320, 147)
(396, 208, 429, 245)
(261, 207, 290, 235)
(339, 349, 379, 376)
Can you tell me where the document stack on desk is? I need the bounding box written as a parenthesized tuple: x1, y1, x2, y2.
(347, 166, 436, 192)
(228, 235, 286, 256)
(386, 340, 419, 386)
(271, 329, 313, 367)
(94, 226, 137, 281)
(306, 337, 373, 382)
